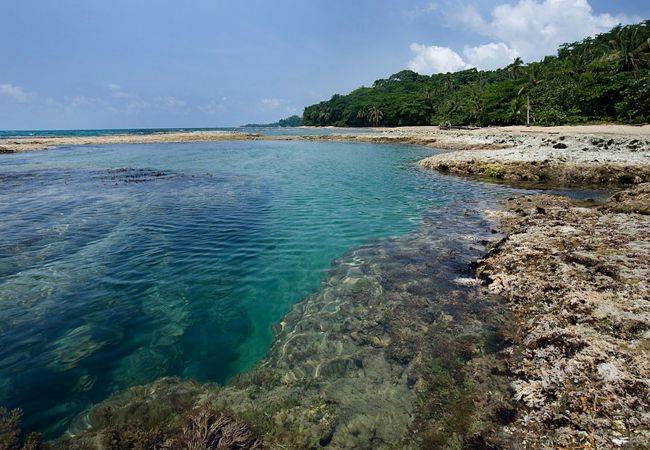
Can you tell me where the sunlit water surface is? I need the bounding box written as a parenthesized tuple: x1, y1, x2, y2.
(0, 140, 578, 436)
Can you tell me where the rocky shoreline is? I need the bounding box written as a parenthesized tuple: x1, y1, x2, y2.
(4, 125, 649, 188)
(2, 126, 649, 448)
(474, 184, 650, 448)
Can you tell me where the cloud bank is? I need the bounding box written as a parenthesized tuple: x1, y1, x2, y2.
(408, 0, 636, 74)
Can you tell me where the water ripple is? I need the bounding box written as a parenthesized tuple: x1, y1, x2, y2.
(0, 140, 535, 437)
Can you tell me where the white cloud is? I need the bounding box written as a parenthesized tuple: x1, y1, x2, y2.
(450, 0, 636, 62)
(407, 43, 472, 74)
(259, 98, 281, 109)
(427, 2, 439, 12)
(408, 0, 636, 74)
(0, 83, 29, 101)
(69, 95, 102, 108)
(126, 99, 150, 111)
(463, 42, 519, 70)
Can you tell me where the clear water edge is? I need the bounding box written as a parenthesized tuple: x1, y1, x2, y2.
(0, 139, 605, 438)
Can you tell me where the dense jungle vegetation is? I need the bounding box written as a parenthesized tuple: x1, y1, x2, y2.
(303, 21, 650, 127)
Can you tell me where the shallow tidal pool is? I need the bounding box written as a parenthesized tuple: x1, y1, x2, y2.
(1, 139, 533, 436)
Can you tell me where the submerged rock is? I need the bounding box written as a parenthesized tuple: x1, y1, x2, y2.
(41, 203, 520, 449)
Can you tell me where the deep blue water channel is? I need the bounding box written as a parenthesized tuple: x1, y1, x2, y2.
(0, 139, 537, 436)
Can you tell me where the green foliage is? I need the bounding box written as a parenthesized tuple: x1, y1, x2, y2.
(480, 164, 507, 179)
(303, 21, 650, 127)
(277, 115, 302, 127)
(241, 114, 302, 128)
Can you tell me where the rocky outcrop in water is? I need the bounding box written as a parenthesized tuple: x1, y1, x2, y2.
(419, 132, 650, 187)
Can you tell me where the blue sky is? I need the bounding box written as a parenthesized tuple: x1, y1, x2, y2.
(1, 0, 647, 129)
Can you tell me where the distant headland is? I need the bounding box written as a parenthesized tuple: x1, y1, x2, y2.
(241, 114, 302, 128)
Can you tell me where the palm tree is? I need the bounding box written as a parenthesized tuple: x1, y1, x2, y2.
(366, 106, 384, 126)
(423, 88, 441, 123)
(517, 65, 543, 126)
(444, 96, 461, 123)
(466, 79, 486, 124)
(607, 24, 650, 71)
(357, 106, 384, 126)
(507, 57, 525, 79)
(318, 110, 331, 126)
(509, 95, 526, 124)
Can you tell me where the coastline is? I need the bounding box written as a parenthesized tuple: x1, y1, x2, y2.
(3, 124, 649, 188)
(3, 125, 650, 448)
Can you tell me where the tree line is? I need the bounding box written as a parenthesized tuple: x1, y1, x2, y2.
(241, 115, 302, 128)
(303, 21, 650, 127)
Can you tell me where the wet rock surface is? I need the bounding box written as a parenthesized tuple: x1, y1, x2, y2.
(474, 184, 650, 448)
(603, 182, 650, 215)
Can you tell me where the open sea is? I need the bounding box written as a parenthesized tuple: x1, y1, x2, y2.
(0, 127, 373, 139)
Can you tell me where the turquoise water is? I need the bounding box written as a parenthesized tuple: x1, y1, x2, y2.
(0, 140, 567, 437)
(1, 140, 440, 435)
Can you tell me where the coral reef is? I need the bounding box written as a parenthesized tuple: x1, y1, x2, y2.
(474, 184, 650, 447)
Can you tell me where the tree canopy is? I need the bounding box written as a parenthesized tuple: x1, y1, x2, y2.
(303, 21, 650, 127)
(241, 115, 302, 128)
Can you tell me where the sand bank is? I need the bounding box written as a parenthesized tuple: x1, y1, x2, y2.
(0, 131, 262, 152)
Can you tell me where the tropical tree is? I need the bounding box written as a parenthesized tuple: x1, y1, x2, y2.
(423, 88, 440, 123)
(507, 57, 525, 79)
(509, 95, 527, 124)
(301, 21, 650, 128)
(357, 105, 384, 126)
(367, 106, 384, 126)
(607, 22, 650, 71)
(517, 64, 544, 126)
